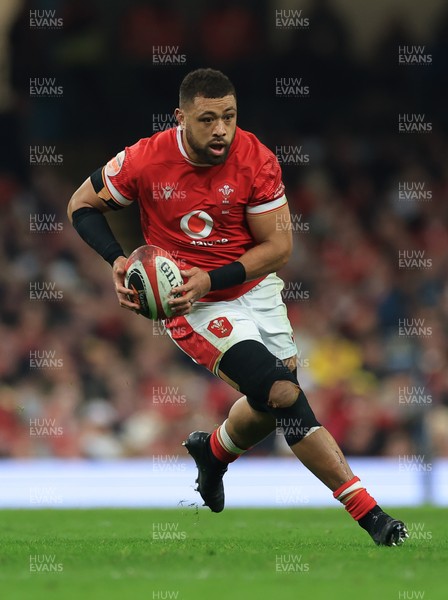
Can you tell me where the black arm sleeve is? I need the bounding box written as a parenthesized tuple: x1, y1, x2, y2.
(71, 207, 125, 266)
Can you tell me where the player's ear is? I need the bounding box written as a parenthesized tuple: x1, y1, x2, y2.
(175, 108, 185, 129)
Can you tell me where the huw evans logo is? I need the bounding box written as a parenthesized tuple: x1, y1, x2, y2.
(29, 555, 63, 573)
(29, 419, 63, 436)
(153, 182, 186, 201)
(30, 213, 63, 232)
(282, 281, 310, 301)
(275, 486, 310, 505)
(152, 113, 177, 132)
(296, 349, 310, 368)
(276, 213, 310, 232)
(398, 319, 432, 337)
(29, 350, 63, 369)
(276, 350, 309, 369)
(152, 387, 187, 405)
(407, 522, 432, 541)
(398, 455, 432, 472)
(153, 46, 186, 65)
(152, 320, 188, 337)
(29, 78, 63, 97)
(275, 418, 312, 438)
(275, 554, 310, 573)
(398, 114, 432, 133)
(398, 386, 432, 405)
(152, 523, 187, 540)
(30, 146, 63, 166)
(275, 9, 309, 29)
(152, 455, 186, 472)
(276, 145, 310, 165)
(398, 46, 432, 65)
(29, 487, 63, 505)
(275, 77, 310, 98)
(29, 10, 63, 29)
(398, 182, 432, 201)
(398, 250, 432, 269)
(29, 282, 63, 301)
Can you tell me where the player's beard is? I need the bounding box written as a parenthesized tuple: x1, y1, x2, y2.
(184, 127, 232, 165)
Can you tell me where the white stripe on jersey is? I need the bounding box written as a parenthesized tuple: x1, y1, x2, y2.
(103, 168, 134, 206)
(246, 194, 287, 215)
(176, 126, 210, 167)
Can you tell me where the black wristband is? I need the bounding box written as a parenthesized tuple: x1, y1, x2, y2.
(71, 207, 125, 265)
(208, 261, 246, 291)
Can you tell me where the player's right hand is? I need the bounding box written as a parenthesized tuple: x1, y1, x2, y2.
(112, 256, 141, 312)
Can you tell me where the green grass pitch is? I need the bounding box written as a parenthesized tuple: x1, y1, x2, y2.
(0, 507, 445, 600)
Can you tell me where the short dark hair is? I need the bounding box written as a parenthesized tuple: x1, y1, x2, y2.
(179, 68, 236, 107)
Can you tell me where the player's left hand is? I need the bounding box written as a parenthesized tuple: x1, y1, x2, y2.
(168, 267, 211, 315)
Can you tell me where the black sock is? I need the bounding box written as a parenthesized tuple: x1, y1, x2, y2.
(358, 505, 383, 532)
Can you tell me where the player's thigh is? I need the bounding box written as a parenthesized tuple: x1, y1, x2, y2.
(241, 273, 297, 363)
(163, 302, 263, 377)
(215, 276, 299, 411)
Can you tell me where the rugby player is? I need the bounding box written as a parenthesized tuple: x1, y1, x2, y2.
(68, 68, 408, 546)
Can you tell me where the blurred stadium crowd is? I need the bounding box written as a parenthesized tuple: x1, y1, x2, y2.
(0, 0, 447, 459)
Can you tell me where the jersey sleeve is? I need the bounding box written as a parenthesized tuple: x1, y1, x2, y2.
(100, 143, 140, 208)
(246, 152, 287, 215)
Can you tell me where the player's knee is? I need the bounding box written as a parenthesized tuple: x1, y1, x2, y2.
(219, 341, 298, 407)
(267, 380, 300, 409)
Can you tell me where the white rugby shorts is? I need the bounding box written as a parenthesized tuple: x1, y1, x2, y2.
(163, 273, 297, 375)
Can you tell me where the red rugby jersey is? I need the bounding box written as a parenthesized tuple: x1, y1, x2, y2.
(102, 126, 287, 301)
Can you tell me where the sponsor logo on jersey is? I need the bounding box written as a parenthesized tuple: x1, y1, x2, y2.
(273, 182, 285, 198)
(106, 150, 125, 176)
(207, 317, 233, 338)
(180, 210, 213, 239)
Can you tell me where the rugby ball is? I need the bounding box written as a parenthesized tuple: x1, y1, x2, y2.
(124, 245, 184, 319)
